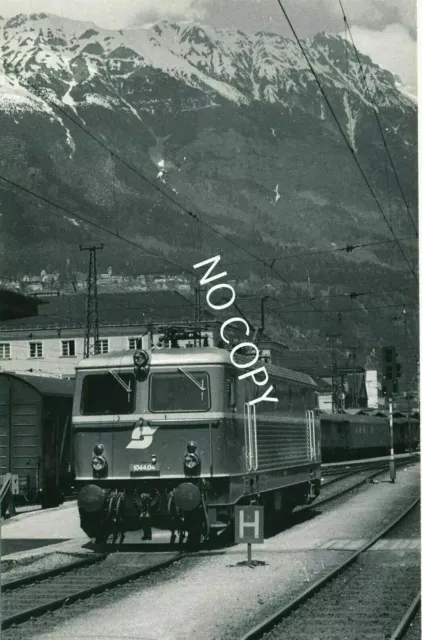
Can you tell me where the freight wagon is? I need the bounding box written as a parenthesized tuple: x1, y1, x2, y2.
(0, 373, 75, 510)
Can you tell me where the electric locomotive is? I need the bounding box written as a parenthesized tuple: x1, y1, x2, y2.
(74, 346, 321, 546)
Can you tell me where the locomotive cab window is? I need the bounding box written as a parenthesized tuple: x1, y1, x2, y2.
(81, 372, 135, 415)
(149, 370, 210, 412)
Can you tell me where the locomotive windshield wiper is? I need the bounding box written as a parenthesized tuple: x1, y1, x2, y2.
(109, 370, 132, 399)
(178, 367, 206, 392)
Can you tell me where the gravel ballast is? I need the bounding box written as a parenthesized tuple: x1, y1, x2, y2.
(2, 464, 419, 640)
(261, 503, 421, 640)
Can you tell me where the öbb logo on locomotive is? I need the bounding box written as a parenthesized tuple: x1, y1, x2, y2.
(126, 419, 158, 449)
(75, 253, 321, 547)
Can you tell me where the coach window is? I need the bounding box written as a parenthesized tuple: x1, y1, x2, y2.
(81, 372, 135, 415)
(149, 371, 210, 412)
(288, 386, 293, 411)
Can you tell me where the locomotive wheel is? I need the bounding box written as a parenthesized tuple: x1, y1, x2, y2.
(185, 517, 202, 551)
(92, 533, 109, 546)
(184, 510, 204, 551)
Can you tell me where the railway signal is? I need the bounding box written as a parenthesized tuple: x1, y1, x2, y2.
(381, 346, 402, 396)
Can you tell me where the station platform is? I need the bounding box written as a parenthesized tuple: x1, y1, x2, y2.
(1, 500, 85, 558)
(2, 458, 419, 562)
(322, 452, 419, 468)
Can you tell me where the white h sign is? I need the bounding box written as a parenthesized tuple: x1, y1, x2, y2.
(234, 506, 264, 543)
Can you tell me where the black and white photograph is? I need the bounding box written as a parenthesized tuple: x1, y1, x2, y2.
(0, 0, 419, 638)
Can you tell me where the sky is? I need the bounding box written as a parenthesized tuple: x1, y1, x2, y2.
(1, 0, 417, 93)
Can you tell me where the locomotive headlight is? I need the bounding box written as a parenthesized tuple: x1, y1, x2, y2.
(133, 349, 149, 368)
(186, 441, 197, 453)
(93, 444, 104, 456)
(151, 454, 157, 465)
(91, 455, 107, 471)
(183, 452, 200, 469)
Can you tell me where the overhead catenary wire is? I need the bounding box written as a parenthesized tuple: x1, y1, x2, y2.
(2, 53, 417, 335)
(0, 173, 195, 276)
(232, 286, 417, 304)
(273, 0, 418, 282)
(338, 0, 418, 239)
(224, 236, 418, 267)
(2, 62, 327, 315)
(2, 63, 275, 268)
(265, 301, 419, 314)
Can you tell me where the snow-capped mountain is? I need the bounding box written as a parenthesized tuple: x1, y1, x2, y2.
(0, 13, 417, 348)
(0, 14, 415, 114)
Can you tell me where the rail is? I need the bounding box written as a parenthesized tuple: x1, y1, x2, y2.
(241, 497, 420, 640)
(389, 592, 421, 640)
(1, 552, 182, 630)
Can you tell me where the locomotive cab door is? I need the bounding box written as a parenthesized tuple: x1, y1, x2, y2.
(305, 409, 317, 461)
(244, 402, 258, 471)
(242, 379, 258, 472)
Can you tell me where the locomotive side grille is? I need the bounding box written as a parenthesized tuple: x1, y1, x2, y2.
(257, 422, 308, 470)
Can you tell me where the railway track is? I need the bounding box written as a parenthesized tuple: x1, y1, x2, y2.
(321, 453, 419, 480)
(389, 593, 421, 640)
(305, 455, 418, 510)
(241, 497, 420, 640)
(1, 551, 181, 630)
(2, 457, 418, 631)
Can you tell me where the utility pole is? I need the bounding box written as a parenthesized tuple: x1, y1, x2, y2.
(327, 333, 341, 413)
(79, 244, 103, 358)
(260, 296, 269, 336)
(193, 280, 203, 347)
(347, 346, 358, 408)
(406, 392, 412, 453)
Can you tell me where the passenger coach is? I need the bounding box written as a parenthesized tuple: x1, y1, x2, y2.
(74, 347, 321, 546)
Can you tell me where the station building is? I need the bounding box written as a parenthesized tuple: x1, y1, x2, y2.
(0, 291, 286, 378)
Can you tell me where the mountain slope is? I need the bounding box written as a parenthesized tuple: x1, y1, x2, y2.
(0, 13, 418, 357)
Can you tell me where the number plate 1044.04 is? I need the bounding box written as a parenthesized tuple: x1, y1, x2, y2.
(129, 463, 160, 476)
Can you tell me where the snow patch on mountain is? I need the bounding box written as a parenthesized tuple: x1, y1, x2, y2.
(84, 93, 114, 109)
(343, 93, 358, 152)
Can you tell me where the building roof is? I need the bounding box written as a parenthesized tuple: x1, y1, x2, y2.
(0, 291, 215, 331)
(0, 372, 75, 397)
(259, 334, 289, 350)
(311, 376, 333, 393)
(76, 347, 316, 387)
(0, 288, 45, 321)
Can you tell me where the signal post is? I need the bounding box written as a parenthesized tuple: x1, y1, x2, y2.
(388, 397, 395, 483)
(381, 346, 402, 483)
(234, 505, 265, 567)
